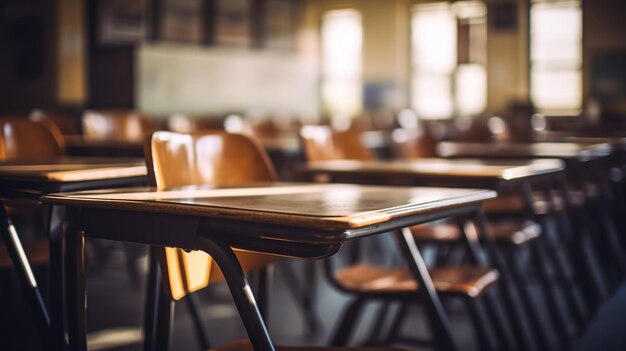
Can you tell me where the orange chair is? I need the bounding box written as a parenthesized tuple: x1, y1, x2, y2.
(82, 109, 159, 142)
(144, 131, 407, 351)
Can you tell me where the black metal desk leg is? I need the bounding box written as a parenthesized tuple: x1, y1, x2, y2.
(143, 247, 161, 351)
(197, 236, 276, 351)
(0, 203, 51, 346)
(47, 204, 68, 350)
(395, 227, 458, 351)
(65, 214, 87, 351)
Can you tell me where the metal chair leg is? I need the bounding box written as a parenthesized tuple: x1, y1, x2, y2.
(330, 298, 366, 346)
(465, 298, 495, 351)
(185, 293, 212, 350)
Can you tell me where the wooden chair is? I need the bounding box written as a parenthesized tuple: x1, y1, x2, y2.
(300, 125, 503, 349)
(0, 118, 64, 160)
(145, 131, 406, 351)
(167, 114, 225, 134)
(300, 125, 371, 162)
(82, 109, 159, 142)
(0, 119, 66, 267)
(30, 109, 82, 136)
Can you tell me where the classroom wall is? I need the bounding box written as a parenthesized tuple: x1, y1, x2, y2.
(56, 0, 86, 106)
(484, 0, 529, 114)
(582, 0, 626, 116)
(0, 0, 58, 111)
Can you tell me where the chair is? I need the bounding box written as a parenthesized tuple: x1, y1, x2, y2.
(300, 125, 372, 162)
(82, 109, 159, 142)
(167, 114, 225, 134)
(0, 118, 67, 269)
(145, 131, 406, 351)
(300, 125, 503, 349)
(0, 118, 64, 160)
(30, 109, 82, 136)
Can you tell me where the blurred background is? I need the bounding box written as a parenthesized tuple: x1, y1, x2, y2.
(0, 0, 625, 125)
(2, 0, 626, 350)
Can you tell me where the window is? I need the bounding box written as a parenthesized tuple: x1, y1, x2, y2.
(321, 9, 362, 118)
(411, 1, 487, 119)
(530, 0, 582, 115)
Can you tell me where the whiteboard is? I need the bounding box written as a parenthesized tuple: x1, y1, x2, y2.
(136, 43, 319, 118)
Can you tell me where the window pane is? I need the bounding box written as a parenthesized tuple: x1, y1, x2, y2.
(456, 64, 487, 116)
(412, 73, 453, 119)
(531, 69, 582, 111)
(411, 3, 456, 73)
(321, 9, 362, 116)
(530, 0, 582, 113)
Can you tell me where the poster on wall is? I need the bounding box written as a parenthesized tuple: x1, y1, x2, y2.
(264, 0, 297, 50)
(161, 0, 204, 43)
(215, 0, 251, 46)
(99, 0, 148, 44)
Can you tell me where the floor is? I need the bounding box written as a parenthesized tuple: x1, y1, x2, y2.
(2, 234, 626, 351)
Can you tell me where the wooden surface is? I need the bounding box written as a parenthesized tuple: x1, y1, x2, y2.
(147, 131, 277, 189)
(535, 133, 626, 151)
(42, 183, 496, 230)
(301, 158, 564, 180)
(437, 141, 612, 161)
(0, 157, 146, 182)
(335, 263, 499, 298)
(300, 125, 372, 162)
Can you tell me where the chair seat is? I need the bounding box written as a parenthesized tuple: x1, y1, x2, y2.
(411, 221, 541, 245)
(0, 239, 49, 268)
(334, 263, 498, 298)
(210, 339, 407, 351)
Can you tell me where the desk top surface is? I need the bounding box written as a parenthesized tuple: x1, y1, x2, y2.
(42, 183, 495, 230)
(437, 142, 612, 161)
(301, 158, 564, 180)
(0, 157, 147, 182)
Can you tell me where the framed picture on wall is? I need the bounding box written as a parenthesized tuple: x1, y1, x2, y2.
(98, 0, 149, 44)
(264, 0, 297, 50)
(215, 0, 251, 46)
(160, 0, 204, 43)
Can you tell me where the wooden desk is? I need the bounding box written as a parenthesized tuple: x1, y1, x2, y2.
(42, 183, 496, 351)
(298, 157, 582, 349)
(300, 158, 564, 191)
(0, 158, 147, 349)
(437, 141, 611, 162)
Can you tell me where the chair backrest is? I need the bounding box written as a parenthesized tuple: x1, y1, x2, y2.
(0, 119, 64, 160)
(145, 131, 278, 300)
(389, 128, 438, 159)
(30, 109, 82, 136)
(83, 110, 157, 142)
(300, 125, 372, 162)
(167, 114, 225, 134)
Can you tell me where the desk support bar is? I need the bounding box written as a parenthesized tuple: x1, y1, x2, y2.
(197, 235, 276, 351)
(65, 212, 87, 351)
(0, 203, 51, 346)
(47, 204, 68, 350)
(395, 227, 458, 351)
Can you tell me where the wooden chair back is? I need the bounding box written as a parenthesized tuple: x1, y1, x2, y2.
(83, 110, 157, 142)
(30, 110, 82, 135)
(300, 125, 372, 162)
(167, 114, 225, 133)
(0, 119, 64, 160)
(389, 128, 438, 159)
(146, 131, 278, 300)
